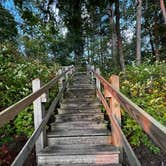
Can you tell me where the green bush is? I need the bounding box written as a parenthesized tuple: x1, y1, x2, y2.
(0, 49, 60, 144)
(120, 62, 166, 153)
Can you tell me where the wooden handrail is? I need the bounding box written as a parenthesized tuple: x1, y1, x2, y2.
(11, 79, 69, 166)
(0, 66, 74, 128)
(92, 69, 166, 152)
(97, 90, 141, 166)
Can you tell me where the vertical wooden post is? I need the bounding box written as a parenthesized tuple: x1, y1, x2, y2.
(87, 64, 91, 77)
(91, 65, 95, 82)
(109, 75, 122, 159)
(109, 75, 121, 126)
(70, 65, 75, 75)
(58, 69, 63, 91)
(32, 79, 47, 153)
(96, 68, 101, 91)
(64, 66, 69, 80)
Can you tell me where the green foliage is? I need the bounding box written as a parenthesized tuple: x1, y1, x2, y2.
(0, 5, 17, 42)
(14, 107, 34, 137)
(120, 62, 166, 153)
(0, 46, 60, 144)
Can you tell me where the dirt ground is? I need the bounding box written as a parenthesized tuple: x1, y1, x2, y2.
(134, 144, 166, 166)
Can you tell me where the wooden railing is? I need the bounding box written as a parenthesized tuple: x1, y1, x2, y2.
(88, 65, 166, 166)
(0, 65, 75, 166)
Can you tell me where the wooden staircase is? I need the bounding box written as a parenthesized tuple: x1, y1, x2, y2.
(1, 65, 165, 166)
(37, 72, 121, 166)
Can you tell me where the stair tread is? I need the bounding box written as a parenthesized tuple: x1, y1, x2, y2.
(62, 99, 98, 103)
(47, 129, 110, 137)
(56, 112, 103, 116)
(50, 127, 107, 132)
(51, 120, 107, 125)
(65, 95, 96, 98)
(38, 144, 120, 156)
(58, 108, 100, 111)
(55, 116, 104, 122)
(60, 106, 100, 109)
(58, 110, 101, 114)
(50, 121, 108, 130)
(38, 73, 121, 165)
(47, 135, 112, 145)
(38, 164, 122, 166)
(68, 87, 95, 90)
(61, 102, 99, 106)
(51, 121, 107, 128)
(55, 118, 104, 123)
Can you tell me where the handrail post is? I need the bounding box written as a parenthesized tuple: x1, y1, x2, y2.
(58, 69, 64, 91)
(96, 68, 101, 92)
(109, 75, 123, 159)
(63, 66, 69, 80)
(32, 78, 47, 153)
(91, 65, 95, 82)
(109, 75, 121, 126)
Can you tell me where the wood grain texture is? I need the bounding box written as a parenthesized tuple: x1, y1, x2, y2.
(97, 90, 141, 166)
(11, 80, 68, 166)
(93, 71, 166, 152)
(32, 78, 46, 153)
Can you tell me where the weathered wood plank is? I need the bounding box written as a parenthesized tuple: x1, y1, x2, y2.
(32, 78, 46, 153)
(11, 80, 68, 166)
(0, 66, 73, 128)
(97, 90, 141, 166)
(95, 68, 101, 91)
(108, 75, 122, 150)
(94, 71, 166, 152)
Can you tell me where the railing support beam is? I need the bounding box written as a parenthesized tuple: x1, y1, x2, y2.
(109, 75, 123, 160)
(32, 79, 47, 153)
(58, 69, 64, 91)
(109, 75, 121, 126)
(91, 65, 95, 82)
(96, 68, 101, 92)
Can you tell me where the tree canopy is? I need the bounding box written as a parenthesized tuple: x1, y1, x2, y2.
(0, 0, 165, 70)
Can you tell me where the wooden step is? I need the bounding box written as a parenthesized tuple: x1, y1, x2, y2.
(37, 144, 120, 165)
(67, 88, 95, 92)
(65, 94, 97, 98)
(38, 163, 122, 166)
(62, 98, 98, 103)
(50, 121, 107, 130)
(60, 102, 100, 109)
(69, 83, 94, 87)
(47, 129, 110, 137)
(62, 99, 99, 104)
(55, 113, 104, 122)
(66, 92, 96, 98)
(69, 82, 93, 85)
(47, 135, 112, 146)
(60, 105, 100, 110)
(68, 86, 95, 90)
(57, 108, 101, 114)
(38, 72, 121, 166)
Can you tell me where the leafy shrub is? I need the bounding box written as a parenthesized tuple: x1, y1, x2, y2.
(0, 144, 12, 166)
(0, 48, 60, 144)
(120, 62, 166, 153)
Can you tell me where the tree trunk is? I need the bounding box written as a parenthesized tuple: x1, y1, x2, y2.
(109, 5, 118, 69)
(115, 0, 125, 71)
(149, 31, 156, 56)
(160, 0, 166, 24)
(154, 11, 160, 61)
(136, 0, 142, 65)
